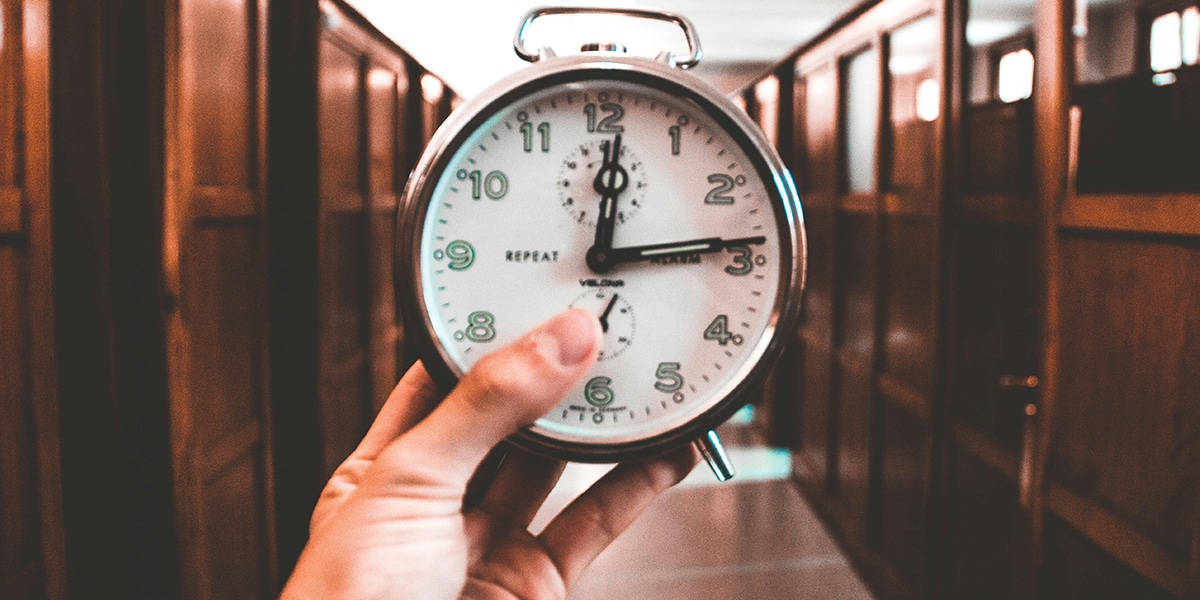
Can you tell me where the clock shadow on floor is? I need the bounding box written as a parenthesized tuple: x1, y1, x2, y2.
(529, 413, 877, 600)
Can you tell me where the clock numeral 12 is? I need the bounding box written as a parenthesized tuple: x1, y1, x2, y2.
(584, 102, 625, 133)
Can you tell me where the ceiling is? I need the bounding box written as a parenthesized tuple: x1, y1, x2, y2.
(346, 0, 861, 96)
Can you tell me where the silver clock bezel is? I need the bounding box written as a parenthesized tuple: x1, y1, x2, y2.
(396, 54, 806, 463)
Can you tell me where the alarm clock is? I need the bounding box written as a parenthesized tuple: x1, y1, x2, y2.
(397, 7, 805, 480)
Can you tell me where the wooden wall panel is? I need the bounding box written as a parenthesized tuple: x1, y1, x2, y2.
(314, 0, 431, 478)
(877, 402, 929, 588)
(167, 0, 275, 597)
(1, 0, 63, 597)
(881, 215, 936, 395)
(1052, 235, 1200, 560)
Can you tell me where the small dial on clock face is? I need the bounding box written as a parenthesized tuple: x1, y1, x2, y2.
(568, 288, 635, 361)
(415, 72, 789, 451)
(558, 140, 647, 228)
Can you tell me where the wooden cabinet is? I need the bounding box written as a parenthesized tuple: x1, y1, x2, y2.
(0, 1, 64, 598)
(763, 0, 1200, 596)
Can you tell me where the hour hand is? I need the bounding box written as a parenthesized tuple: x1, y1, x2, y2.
(587, 135, 627, 271)
(591, 235, 767, 272)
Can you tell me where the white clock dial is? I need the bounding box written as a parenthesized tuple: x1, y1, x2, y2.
(402, 61, 803, 461)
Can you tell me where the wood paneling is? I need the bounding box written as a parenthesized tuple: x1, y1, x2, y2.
(1053, 235, 1200, 561)
(758, 0, 1200, 596)
(314, 0, 424, 479)
(166, 0, 276, 597)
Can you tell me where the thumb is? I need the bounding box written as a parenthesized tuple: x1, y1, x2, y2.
(364, 308, 602, 491)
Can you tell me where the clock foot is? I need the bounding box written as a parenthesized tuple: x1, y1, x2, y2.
(694, 429, 735, 482)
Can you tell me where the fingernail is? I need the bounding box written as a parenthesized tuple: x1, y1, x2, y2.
(543, 308, 601, 366)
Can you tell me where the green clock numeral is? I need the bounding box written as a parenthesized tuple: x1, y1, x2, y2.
(457, 169, 509, 200)
(520, 121, 551, 152)
(464, 311, 496, 342)
(668, 115, 688, 156)
(725, 245, 753, 276)
(585, 376, 615, 407)
(704, 174, 735, 205)
(584, 102, 625, 133)
(654, 362, 683, 392)
(704, 315, 744, 346)
(444, 240, 475, 270)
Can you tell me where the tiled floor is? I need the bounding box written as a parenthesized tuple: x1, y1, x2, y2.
(529, 417, 876, 600)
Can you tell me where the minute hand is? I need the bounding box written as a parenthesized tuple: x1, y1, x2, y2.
(605, 235, 767, 266)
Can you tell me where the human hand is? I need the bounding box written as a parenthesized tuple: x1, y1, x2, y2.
(281, 308, 700, 599)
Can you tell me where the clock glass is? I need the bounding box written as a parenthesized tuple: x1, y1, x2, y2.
(403, 59, 802, 463)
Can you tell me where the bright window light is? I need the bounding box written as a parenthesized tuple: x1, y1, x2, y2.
(1183, 7, 1200, 66)
(1152, 12, 1183, 72)
(998, 49, 1034, 103)
(916, 79, 940, 122)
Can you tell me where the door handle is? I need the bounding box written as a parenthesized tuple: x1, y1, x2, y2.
(998, 374, 1039, 508)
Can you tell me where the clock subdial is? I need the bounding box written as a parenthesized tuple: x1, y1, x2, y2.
(558, 140, 646, 228)
(569, 288, 635, 361)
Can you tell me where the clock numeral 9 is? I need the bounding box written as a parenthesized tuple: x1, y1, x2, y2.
(704, 315, 744, 346)
(584, 376, 615, 407)
(704, 173, 747, 205)
(457, 169, 509, 200)
(432, 239, 475, 270)
(725, 245, 767, 276)
(454, 311, 496, 343)
(584, 101, 625, 133)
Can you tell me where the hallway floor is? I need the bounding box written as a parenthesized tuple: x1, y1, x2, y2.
(529, 413, 877, 600)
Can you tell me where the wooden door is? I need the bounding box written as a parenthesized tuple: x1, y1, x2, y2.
(874, 13, 943, 594)
(0, 0, 65, 597)
(1034, 0, 1200, 595)
(315, 0, 417, 480)
(939, 0, 1043, 596)
(164, 0, 277, 597)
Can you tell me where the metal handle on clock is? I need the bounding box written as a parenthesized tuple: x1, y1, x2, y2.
(695, 429, 735, 482)
(513, 6, 704, 68)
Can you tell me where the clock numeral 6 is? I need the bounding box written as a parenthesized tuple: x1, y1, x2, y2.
(704, 315, 744, 346)
(584, 376, 615, 407)
(432, 239, 475, 270)
(454, 311, 496, 343)
(654, 362, 684, 392)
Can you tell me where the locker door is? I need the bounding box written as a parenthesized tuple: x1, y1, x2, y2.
(164, 0, 277, 597)
(941, 0, 1042, 596)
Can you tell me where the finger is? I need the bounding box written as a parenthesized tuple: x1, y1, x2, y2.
(363, 308, 602, 492)
(469, 448, 566, 536)
(309, 362, 443, 532)
(354, 362, 444, 459)
(538, 445, 700, 587)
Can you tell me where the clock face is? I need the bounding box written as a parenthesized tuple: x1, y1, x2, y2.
(404, 62, 802, 460)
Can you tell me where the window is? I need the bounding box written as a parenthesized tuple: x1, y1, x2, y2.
(998, 49, 1034, 102)
(1150, 7, 1199, 74)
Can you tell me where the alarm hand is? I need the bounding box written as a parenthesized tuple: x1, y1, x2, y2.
(591, 235, 767, 272)
(598, 293, 619, 333)
(586, 134, 628, 272)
